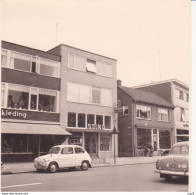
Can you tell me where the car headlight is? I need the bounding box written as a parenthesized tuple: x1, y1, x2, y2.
(181, 164, 187, 169)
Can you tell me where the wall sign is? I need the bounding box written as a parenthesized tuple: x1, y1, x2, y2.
(1, 109, 27, 119)
(87, 124, 105, 130)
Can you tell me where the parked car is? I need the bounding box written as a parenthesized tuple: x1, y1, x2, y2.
(34, 145, 92, 173)
(155, 141, 189, 181)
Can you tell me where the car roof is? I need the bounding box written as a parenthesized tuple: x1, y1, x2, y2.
(173, 141, 189, 146)
(53, 145, 83, 148)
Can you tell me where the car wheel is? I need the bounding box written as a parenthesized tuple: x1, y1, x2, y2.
(164, 175, 172, 181)
(81, 161, 89, 171)
(48, 162, 58, 173)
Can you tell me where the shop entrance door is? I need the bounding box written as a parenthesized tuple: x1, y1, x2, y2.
(85, 133, 98, 158)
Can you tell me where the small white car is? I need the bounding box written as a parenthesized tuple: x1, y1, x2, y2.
(34, 145, 92, 173)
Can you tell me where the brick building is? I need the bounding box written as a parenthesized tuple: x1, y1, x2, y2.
(117, 81, 174, 157)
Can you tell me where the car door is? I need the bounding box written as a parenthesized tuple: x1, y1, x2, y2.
(74, 147, 86, 166)
(58, 146, 76, 168)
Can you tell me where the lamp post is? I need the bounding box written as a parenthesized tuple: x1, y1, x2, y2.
(112, 126, 118, 164)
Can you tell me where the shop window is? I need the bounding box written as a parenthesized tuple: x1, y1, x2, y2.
(159, 130, 171, 149)
(105, 116, 111, 129)
(100, 135, 111, 151)
(78, 113, 86, 128)
(1, 134, 29, 153)
(7, 85, 29, 109)
(96, 115, 103, 126)
(87, 114, 95, 126)
(68, 112, 76, 127)
(136, 105, 151, 119)
(68, 133, 82, 146)
(40, 135, 54, 153)
(158, 108, 169, 122)
(86, 59, 96, 73)
(92, 87, 101, 104)
(137, 128, 151, 147)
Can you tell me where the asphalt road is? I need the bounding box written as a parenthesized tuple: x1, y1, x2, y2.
(1, 163, 188, 192)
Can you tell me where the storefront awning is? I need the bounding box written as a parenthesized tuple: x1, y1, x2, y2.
(1, 122, 72, 135)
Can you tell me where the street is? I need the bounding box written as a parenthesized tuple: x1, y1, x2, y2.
(1, 163, 188, 192)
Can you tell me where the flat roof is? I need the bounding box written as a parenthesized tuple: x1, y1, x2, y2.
(48, 43, 117, 61)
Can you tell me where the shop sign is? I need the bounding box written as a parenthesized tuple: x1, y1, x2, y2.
(1, 109, 27, 119)
(88, 124, 105, 130)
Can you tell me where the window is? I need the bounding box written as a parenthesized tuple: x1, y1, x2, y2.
(78, 113, 86, 128)
(67, 82, 80, 102)
(97, 61, 112, 78)
(75, 147, 85, 154)
(68, 53, 84, 71)
(185, 109, 189, 123)
(105, 63, 112, 78)
(101, 88, 112, 106)
(40, 58, 58, 77)
(175, 88, 184, 100)
(136, 105, 151, 119)
(61, 147, 73, 154)
(96, 115, 103, 126)
(180, 108, 185, 122)
(123, 106, 129, 115)
(86, 59, 96, 73)
(80, 84, 91, 104)
(159, 130, 171, 149)
(38, 89, 57, 112)
(100, 135, 112, 151)
(105, 116, 111, 129)
(1, 83, 5, 107)
(7, 84, 29, 109)
(68, 112, 76, 127)
(186, 93, 189, 102)
(1, 50, 7, 67)
(87, 114, 94, 125)
(92, 87, 101, 104)
(158, 108, 169, 122)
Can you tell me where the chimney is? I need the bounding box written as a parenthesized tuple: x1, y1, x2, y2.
(117, 79, 122, 86)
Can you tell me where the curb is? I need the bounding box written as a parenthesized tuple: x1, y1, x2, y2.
(1, 161, 156, 175)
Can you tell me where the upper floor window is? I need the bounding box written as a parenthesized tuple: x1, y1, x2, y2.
(1, 49, 60, 78)
(185, 93, 189, 102)
(123, 106, 129, 115)
(175, 88, 184, 100)
(67, 82, 112, 107)
(158, 108, 169, 122)
(1, 83, 59, 113)
(68, 53, 112, 78)
(136, 105, 151, 120)
(86, 59, 96, 73)
(176, 107, 186, 122)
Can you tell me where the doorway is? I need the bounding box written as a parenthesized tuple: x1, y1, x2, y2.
(85, 133, 98, 158)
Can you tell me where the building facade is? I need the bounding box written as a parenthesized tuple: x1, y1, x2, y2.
(1, 41, 71, 162)
(133, 79, 189, 143)
(47, 44, 118, 160)
(117, 81, 174, 157)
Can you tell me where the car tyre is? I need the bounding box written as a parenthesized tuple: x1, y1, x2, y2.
(48, 162, 58, 173)
(81, 161, 89, 171)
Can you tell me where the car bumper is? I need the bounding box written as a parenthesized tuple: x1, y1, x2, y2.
(154, 168, 189, 176)
(34, 163, 48, 170)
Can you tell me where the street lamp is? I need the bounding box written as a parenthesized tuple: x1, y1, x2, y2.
(112, 126, 118, 164)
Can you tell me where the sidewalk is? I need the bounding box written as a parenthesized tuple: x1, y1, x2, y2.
(1, 156, 158, 175)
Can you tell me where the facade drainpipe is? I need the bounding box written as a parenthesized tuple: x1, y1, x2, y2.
(132, 101, 135, 157)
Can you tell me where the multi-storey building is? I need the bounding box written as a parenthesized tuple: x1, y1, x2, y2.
(117, 80, 174, 157)
(1, 41, 71, 162)
(133, 79, 189, 143)
(48, 44, 118, 160)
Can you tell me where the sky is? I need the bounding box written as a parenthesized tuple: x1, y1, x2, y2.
(0, 0, 191, 87)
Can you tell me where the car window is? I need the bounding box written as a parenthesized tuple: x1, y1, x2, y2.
(75, 147, 85, 154)
(61, 147, 73, 155)
(181, 145, 188, 154)
(171, 145, 189, 154)
(48, 147, 60, 154)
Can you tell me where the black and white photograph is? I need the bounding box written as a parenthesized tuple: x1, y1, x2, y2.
(0, 0, 194, 193)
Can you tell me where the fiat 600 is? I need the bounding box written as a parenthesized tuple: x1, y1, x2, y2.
(155, 141, 189, 181)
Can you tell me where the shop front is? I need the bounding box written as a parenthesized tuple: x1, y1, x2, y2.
(136, 127, 172, 156)
(1, 121, 71, 162)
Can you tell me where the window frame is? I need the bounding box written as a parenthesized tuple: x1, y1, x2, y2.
(158, 108, 169, 122)
(136, 105, 151, 120)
